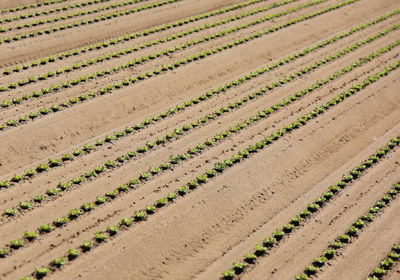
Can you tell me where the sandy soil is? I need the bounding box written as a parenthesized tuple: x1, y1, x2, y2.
(0, 0, 399, 279)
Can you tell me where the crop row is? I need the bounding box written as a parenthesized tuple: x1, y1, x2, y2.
(294, 181, 400, 280)
(1, 0, 298, 76)
(0, 0, 182, 44)
(2, 35, 394, 230)
(0, 0, 360, 131)
(0, 12, 394, 192)
(0, 0, 144, 27)
(17, 59, 400, 280)
(219, 62, 400, 279)
(364, 242, 400, 280)
(1, 0, 68, 14)
(0, 0, 296, 73)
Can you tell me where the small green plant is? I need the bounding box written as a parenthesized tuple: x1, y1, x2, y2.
(46, 188, 61, 196)
(0, 249, 7, 258)
(272, 229, 284, 240)
(19, 201, 32, 210)
(295, 274, 309, 280)
(254, 244, 267, 256)
(304, 265, 318, 275)
(221, 270, 234, 280)
(51, 256, 66, 267)
(139, 172, 150, 180)
(372, 267, 386, 277)
(10, 239, 24, 249)
(307, 203, 319, 212)
(105, 190, 118, 199)
(25, 169, 36, 177)
(283, 223, 294, 233)
(330, 241, 342, 249)
(105, 160, 117, 168)
(290, 216, 301, 226)
(69, 209, 83, 219)
(361, 213, 374, 221)
(313, 257, 327, 267)
(55, 216, 68, 227)
(137, 146, 148, 153)
(177, 186, 188, 195)
(95, 165, 105, 174)
(353, 219, 364, 229)
(0, 180, 10, 188)
(73, 149, 83, 156)
(81, 202, 94, 212)
(346, 226, 358, 236)
(232, 261, 246, 274)
(156, 197, 168, 208)
(393, 244, 400, 253)
(35, 267, 50, 278)
(160, 162, 171, 170)
(4, 208, 18, 216)
(95, 231, 109, 242)
(380, 258, 393, 269)
(167, 192, 177, 201)
(338, 234, 350, 243)
(388, 252, 399, 260)
(36, 163, 49, 172)
(187, 180, 198, 189)
(196, 174, 207, 184)
(11, 174, 24, 182)
(107, 224, 119, 236)
(244, 253, 256, 264)
(121, 218, 134, 227)
(96, 196, 106, 204)
(62, 153, 72, 161)
(34, 195, 44, 203)
(24, 231, 38, 241)
(145, 205, 156, 214)
(263, 237, 276, 247)
(323, 249, 335, 259)
(67, 248, 80, 260)
(133, 210, 146, 221)
(81, 240, 93, 252)
(39, 223, 54, 233)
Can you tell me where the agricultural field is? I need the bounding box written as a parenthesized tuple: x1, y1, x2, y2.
(0, 0, 399, 279)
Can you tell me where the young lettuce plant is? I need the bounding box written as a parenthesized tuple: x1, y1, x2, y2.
(35, 267, 50, 278)
(81, 240, 93, 252)
(24, 231, 38, 241)
(51, 256, 66, 267)
(67, 248, 80, 260)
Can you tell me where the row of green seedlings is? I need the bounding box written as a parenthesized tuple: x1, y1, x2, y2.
(221, 141, 400, 277)
(19, 63, 400, 280)
(0, 16, 395, 194)
(1, 0, 299, 79)
(0, 0, 181, 44)
(1, 0, 68, 13)
(0, 0, 145, 28)
(4, 34, 391, 224)
(0, 0, 319, 92)
(364, 242, 400, 280)
(295, 181, 400, 280)
(0, 0, 359, 131)
(1, 0, 270, 74)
